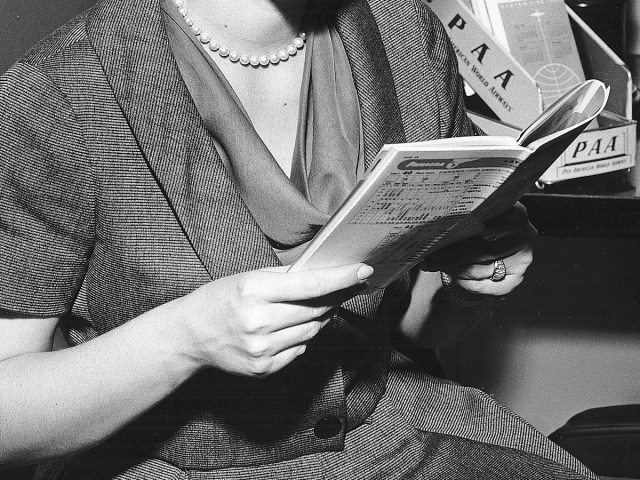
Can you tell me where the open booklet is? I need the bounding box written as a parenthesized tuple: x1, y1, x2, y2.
(288, 79, 609, 290)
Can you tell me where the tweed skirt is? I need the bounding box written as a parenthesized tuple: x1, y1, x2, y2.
(33, 353, 594, 480)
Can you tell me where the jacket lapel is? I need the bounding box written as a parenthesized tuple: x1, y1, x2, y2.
(334, 0, 407, 170)
(85, 0, 412, 276)
(86, 0, 279, 278)
(337, 0, 446, 148)
(367, 0, 449, 142)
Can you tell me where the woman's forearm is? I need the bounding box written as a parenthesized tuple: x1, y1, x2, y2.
(0, 263, 371, 467)
(0, 303, 199, 467)
(395, 270, 493, 349)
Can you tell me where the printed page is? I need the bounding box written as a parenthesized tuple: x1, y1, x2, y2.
(290, 81, 608, 290)
(484, 0, 586, 108)
(517, 79, 608, 148)
(431, 113, 602, 256)
(289, 145, 528, 290)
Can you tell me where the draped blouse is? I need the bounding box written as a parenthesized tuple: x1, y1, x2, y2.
(162, 1, 365, 264)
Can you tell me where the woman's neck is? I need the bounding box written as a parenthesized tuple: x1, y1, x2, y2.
(185, 0, 309, 53)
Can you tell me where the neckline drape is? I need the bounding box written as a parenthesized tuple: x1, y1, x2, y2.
(162, 1, 364, 264)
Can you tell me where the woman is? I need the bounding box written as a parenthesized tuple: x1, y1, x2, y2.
(0, 0, 593, 478)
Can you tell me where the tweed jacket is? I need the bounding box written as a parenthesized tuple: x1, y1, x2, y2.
(0, 0, 581, 473)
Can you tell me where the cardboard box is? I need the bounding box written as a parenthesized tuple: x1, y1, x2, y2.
(425, 0, 636, 185)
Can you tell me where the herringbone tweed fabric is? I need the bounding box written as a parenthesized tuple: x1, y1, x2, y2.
(1, 0, 596, 477)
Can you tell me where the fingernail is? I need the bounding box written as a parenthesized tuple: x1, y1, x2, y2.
(357, 265, 374, 282)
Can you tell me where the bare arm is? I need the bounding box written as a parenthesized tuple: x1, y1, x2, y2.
(394, 270, 493, 349)
(0, 304, 197, 468)
(0, 263, 371, 468)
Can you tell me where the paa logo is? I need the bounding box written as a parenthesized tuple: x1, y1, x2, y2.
(398, 159, 462, 170)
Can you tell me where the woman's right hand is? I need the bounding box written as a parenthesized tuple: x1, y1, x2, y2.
(167, 263, 373, 378)
(0, 265, 373, 464)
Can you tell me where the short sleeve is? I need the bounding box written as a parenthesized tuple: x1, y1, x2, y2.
(0, 62, 95, 316)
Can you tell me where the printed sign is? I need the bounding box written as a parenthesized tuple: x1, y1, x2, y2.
(425, 0, 543, 127)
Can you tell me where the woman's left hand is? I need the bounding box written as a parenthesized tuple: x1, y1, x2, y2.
(422, 202, 538, 297)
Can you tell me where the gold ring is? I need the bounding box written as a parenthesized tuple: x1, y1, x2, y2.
(489, 259, 507, 282)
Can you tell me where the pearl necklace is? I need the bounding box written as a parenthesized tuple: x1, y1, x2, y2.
(172, 0, 307, 67)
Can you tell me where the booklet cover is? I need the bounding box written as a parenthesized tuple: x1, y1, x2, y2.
(480, 0, 587, 108)
(288, 80, 608, 290)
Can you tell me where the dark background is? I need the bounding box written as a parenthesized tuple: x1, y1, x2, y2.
(0, 0, 97, 74)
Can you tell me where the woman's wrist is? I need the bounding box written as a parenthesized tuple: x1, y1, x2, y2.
(138, 299, 206, 379)
(439, 271, 485, 308)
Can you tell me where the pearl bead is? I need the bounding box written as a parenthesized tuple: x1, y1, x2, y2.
(174, 3, 305, 68)
(278, 49, 289, 61)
